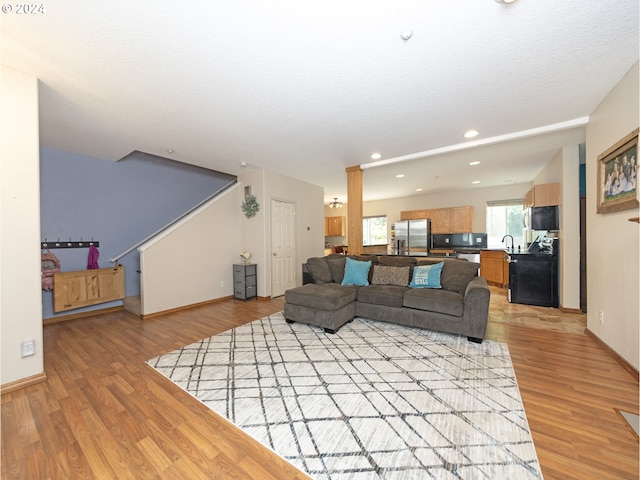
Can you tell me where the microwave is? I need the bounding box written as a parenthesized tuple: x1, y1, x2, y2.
(524, 206, 559, 231)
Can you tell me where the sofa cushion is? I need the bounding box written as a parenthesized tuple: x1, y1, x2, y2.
(440, 261, 480, 294)
(377, 256, 418, 267)
(403, 288, 464, 317)
(327, 257, 347, 283)
(306, 257, 333, 284)
(409, 262, 444, 289)
(341, 257, 372, 286)
(371, 265, 410, 286)
(285, 283, 358, 311)
(358, 285, 408, 308)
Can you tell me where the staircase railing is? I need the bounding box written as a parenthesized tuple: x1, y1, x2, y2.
(108, 178, 237, 264)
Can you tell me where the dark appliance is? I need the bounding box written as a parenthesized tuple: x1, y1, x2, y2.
(526, 206, 559, 231)
(507, 238, 558, 307)
(393, 219, 432, 255)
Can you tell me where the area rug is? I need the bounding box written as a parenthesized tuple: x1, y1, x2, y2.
(147, 312, 543, 479)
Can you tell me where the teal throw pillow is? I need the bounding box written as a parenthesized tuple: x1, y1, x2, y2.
(409, 262, 444, 289)
(341, 257, 371, 286)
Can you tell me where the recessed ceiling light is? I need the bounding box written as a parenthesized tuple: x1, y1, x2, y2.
(371, 153, 382, 160)
(416, 188, 423, 192)
(396, 174, 405, 178)
(240, 162, 248, 167)
(401, 30, 413, 41)
(464, 130, 479, 139)
(469, 161, 480, 166)
(166, 148, 174, 154)
(495, 0, 517, 4)
(472, 180, 481, 184)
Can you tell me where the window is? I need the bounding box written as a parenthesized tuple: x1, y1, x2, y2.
(363, 215, 387, 246)
(486, 200, 524, 249)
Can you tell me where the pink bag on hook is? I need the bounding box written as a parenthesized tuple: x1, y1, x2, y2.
(41, 250, 61, 291)
(87, 244, 100, 269)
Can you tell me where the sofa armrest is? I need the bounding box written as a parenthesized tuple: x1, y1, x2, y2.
(462, 276, 490, 340)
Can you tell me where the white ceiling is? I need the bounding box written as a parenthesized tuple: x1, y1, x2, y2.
(2, 1, 638, 204)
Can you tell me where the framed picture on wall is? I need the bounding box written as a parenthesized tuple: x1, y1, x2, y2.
(597, 128, 639, 214)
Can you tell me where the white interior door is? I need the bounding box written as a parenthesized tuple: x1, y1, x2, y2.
(271, 199, 296, 297)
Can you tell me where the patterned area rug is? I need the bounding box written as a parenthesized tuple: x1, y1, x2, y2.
(147, 313, 543, 479)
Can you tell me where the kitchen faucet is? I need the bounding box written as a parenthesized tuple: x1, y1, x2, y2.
(501, 234, 514, 251)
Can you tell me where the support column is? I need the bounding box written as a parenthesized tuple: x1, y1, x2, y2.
(346, 166, 363, 255)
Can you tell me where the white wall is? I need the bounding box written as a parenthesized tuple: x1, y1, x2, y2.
(1, 66, 45, 386)
(533, 145, 581, 310)
(586, 62, 639, 369)
(139, 186, 242, 315)
(262, 170, 325, 292)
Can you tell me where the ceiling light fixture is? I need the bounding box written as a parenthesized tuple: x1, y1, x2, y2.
(469, 161, 480, 166)
(166, 148, 174, 154)
(495, 0, 517, 4)
(371, 153, 382, 160)
(472, 180, 481, 184)
(464, 130, 479, 139)
(396, 174, 405, 178)
(328, 197, 343, 209)
(401, 30, 413, 41)
(416, 188, 423, 192)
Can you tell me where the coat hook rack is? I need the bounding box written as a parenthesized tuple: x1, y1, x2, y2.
(41, 237, 100, 249)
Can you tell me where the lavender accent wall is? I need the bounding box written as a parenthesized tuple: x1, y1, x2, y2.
(40, 148, 235, 319)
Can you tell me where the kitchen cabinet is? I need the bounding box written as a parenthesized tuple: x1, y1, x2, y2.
(233, 263, 257, 301)
(400, 209, 429, 220)
(508, 253, 558, 307)
(325, 216, 345, 236)
(430, 208, 451, 233)
(430, 248, 455, 255)
(450, 206, 473, 233)
(523, 183, 561, 209)
(400, 206, 473, 233)
(480, 250, 509, 287)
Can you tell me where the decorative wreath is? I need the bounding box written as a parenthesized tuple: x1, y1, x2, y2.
(241, 194, 260, 218)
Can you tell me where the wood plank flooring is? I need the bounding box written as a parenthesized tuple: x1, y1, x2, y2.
(2, 291, 638, 479)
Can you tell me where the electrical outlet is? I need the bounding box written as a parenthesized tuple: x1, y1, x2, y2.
(220, 280, 225, 288)
(21, 339, 35, 357)
(599, 311, 604, 324)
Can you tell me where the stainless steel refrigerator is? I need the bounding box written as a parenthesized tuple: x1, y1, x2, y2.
(393, 219, 432, 255)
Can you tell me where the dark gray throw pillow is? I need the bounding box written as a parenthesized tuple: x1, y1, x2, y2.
(327, 257, 347, 284)
(306, 257, 333, 284)
(440, 260, 480, 294)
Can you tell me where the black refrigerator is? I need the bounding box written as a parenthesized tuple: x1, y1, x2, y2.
(507, 240, 558, 307)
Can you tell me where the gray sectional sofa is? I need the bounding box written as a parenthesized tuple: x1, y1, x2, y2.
(283, 254, 490, 343)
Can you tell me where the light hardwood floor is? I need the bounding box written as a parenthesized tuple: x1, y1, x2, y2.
(2, 290, 638, 479)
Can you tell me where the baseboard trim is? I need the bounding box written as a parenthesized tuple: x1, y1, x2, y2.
(43, 305, 125, 325)
(559, 306, 584, 314)
(141, 296, 235, 320)
(1, 371, 48, 395)
(586, 329, 639, 382)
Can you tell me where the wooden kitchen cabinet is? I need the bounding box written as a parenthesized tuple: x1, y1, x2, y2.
(400, 209, 430, 220)
(430, 248, 455, 255)
(400, 207, 473, 233)
(480, 250, 509, 287)
(523, 183, 561, 209)
(430, 208, 451, 233)
(450, 206, 473, 233)
(325, 216, 346, 236)
(401, 206, 473, 233)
